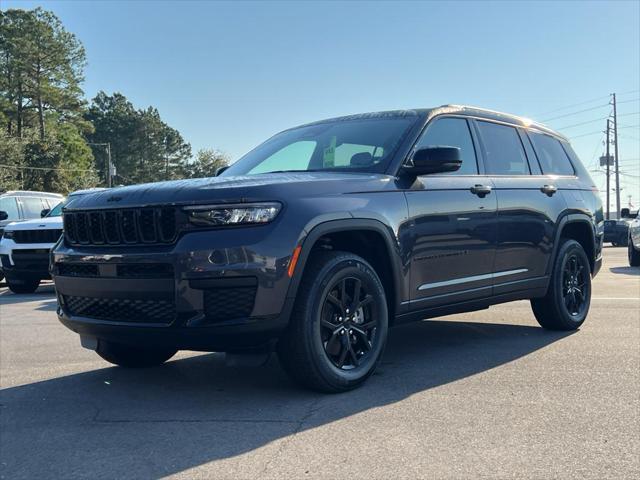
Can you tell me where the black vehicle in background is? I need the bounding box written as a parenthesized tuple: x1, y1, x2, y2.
(604, 218, 631, 247)
(51, 105, 604, 392)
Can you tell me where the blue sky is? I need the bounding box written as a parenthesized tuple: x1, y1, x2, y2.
(3, 0, 640, 208)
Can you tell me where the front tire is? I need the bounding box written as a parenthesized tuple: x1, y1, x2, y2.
(277, 251, 388, 393)
(629, 238, 640, 266)
(96, 340, 177, 368)
(531, 239, 591, 331)
(7, 279, 40, 294)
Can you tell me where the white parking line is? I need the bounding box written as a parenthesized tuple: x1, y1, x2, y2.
(592, 297, 640, 300)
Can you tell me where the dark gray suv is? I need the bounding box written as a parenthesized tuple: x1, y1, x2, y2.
(51, 105, 604, 392)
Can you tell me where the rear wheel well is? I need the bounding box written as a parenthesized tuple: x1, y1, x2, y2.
(560, 221, 595, 273)
(309, 230, 397, 322)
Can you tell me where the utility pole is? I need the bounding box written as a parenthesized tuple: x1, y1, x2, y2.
(106, 142, 113, 188)
(606, 119, 611, 220)
(612, 93, 621, 219)
(88, 142, 113, 187)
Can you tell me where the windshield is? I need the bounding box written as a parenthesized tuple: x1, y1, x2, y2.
(222, 116, 418, 176)
(46, 201, 65, 217)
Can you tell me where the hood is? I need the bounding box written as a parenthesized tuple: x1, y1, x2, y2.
(65, 172, 397, 210)
(4, 215, 63, 231)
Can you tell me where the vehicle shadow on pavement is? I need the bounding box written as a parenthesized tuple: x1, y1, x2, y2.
(0, 320, 573, 479)
(0, 285, 56, 306)
(609, 266, 640, 276)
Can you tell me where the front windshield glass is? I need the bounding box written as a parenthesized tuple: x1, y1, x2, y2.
(222, 116, 418, 176)
(46, 200, 67, 217)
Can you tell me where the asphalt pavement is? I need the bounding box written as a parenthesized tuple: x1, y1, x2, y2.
(1, 247, 638, 479)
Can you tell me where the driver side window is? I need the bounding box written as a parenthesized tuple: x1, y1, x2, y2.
(415, 117, 478, 175)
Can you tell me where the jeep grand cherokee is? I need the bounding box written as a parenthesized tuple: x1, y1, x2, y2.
(51, 105, 604, 392)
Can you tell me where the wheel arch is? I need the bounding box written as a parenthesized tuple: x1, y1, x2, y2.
(286, 219, 405, 323)
(552, 214, 597, 275)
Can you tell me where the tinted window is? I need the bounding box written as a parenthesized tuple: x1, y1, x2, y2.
(20, 197, 46, 218)
(415, 117, 478, 175)
(0, 197, 20, 221)
(224, 116, 418, 176)
(333, 143, 384, 167)
(249, 141, 316, 174)
(529, 132, 575, 176)
(477, 121, 530, 175)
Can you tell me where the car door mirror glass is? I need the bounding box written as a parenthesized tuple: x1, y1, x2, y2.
(406, 146, 462, 176)
(0, 211, 8, 221)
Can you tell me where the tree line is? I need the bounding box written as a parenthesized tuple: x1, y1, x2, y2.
(0, 7, 228, 194)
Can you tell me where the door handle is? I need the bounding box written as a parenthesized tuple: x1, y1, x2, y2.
(541, 184, 558, 197)
(470, 184, 492, 197)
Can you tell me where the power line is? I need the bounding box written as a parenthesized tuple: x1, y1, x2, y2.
(616, 98, 640, 105)
(0, 163, 96, 173)
(541, 103, 610, 122)
(569, 130, 604, 139)
(556, 116, 609, 131)
(533, 95, 610, 117)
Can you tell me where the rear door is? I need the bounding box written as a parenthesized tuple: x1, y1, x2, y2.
(405, 116, 498, 308)
(474, 120, 567, 294)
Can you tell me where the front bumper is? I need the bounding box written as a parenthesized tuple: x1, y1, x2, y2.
(52, 223, 299, 351)
(0, 240, 53, 281)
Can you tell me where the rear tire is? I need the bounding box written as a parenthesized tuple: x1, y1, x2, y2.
(629, 238, 640, 267)
(7, 279, 40, 294)
(531, 239, 591, 331)
(96, 340, 177, 368)
(277, 250, 388, 393)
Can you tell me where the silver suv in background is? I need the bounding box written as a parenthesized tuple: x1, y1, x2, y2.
(0, 191, 63, 282)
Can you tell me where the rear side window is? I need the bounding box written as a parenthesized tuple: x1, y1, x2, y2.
(477, 121, 530, 175)
(529, 132, 575, 176)
(0, 197, 20, 221)
(415, 117, 478, 175)
(19, 197, 46, 218)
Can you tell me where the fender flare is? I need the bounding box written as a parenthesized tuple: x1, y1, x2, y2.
(549, 213, 597, 275)
(285, 218, 405, 310)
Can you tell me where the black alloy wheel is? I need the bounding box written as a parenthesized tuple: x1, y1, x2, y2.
(320, 276, 378, 370)
(561, 253, 589, 318)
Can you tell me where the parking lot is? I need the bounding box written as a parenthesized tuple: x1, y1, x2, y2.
(0, 247, 638, 479)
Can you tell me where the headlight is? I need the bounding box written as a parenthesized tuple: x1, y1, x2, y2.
(184, 202, 281, 227)
(2, 230, 14, 240)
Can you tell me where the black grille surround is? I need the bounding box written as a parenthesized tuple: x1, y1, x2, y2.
(62, 295, 175, 324)
(12, 229, 63, 244)
(63, 207, 180, 246)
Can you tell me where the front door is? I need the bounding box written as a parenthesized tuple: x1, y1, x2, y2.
(405, 116, 498, 309)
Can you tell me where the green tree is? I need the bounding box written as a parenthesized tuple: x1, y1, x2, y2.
(184, 148, 230, 178)
(86, 91, 192, 185)
(0, 8, 87, 140)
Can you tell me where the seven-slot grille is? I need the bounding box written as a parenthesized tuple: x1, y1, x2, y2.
(64, 207, 178, 246)
(12, 229, 63, 244)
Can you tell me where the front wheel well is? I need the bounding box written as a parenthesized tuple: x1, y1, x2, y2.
(559, 221, 596, 273)
(309, 229, 397, 322)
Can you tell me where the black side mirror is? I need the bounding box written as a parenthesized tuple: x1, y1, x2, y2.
(41, 208, 50, 218)
(620, 208, 630, 218)
(0, 211, 8, 221)
(215, 166, 230, 176)
(404, 146, 462, 176)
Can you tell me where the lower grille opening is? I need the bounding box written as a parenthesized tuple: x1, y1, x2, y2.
(57, 264, 99, 277)
(62, 295, 175, 324)
(203, 287, 256, 322)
